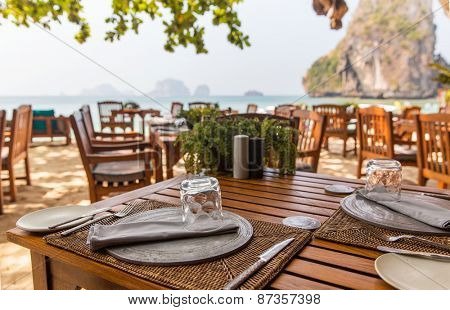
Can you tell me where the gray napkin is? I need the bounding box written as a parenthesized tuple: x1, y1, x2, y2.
(87, 220, 239, 251)
(356, 189, 450, 229)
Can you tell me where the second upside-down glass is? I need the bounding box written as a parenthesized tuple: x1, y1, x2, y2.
(365, 159, 402, 201)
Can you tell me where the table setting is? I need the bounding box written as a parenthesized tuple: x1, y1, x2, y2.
(314, 159, 450, 290)
(16, 175, 312, 290)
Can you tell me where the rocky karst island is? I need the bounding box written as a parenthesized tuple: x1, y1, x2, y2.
(303, 0, 448, 98)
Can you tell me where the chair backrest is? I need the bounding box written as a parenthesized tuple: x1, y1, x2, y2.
(71, 110, 94, 157)
(188, 102, 213, 110)
(80, 105, 96, 139)
(0, 110, 6, 164)
(32, 110, 57, 133)
(246, 104, 258, 114)
(401, 106, 421, 120)
(357, 106, 394, 159)
(439, 105, 450, 114)
(313, 104, 350, 132)
(171, 102, 183, 117)
(415, 113, 450, 185)
(9, 105, 32, 163)
(274, 104, 294, 118)
(97, 101, 124, 130)
(293, 110, 326, 152)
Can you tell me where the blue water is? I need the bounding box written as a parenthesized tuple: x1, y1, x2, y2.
(0, 95, 440, 122)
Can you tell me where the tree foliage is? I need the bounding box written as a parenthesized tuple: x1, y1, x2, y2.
(0, 0, 250, 53)
(430, 63, 450, 86)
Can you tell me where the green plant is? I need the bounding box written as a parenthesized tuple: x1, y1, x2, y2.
(178, 106, 220, 128)
(177, 113, 298, 175)
(430, 63, 450, 85)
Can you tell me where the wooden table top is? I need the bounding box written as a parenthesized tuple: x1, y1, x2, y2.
(6, 170, 449, 290)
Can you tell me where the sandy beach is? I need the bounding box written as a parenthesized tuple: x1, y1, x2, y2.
(0, 138, 432, 289)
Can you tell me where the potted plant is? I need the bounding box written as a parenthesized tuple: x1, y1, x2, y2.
(177, 112, 298, 175)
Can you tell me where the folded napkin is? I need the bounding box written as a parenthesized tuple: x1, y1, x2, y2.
(356, 189, 450, 229)
(87, 220, 239, 251)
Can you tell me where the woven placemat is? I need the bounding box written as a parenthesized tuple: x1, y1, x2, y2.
(45, 199, 311, 290)
(314, 208, 450, 255)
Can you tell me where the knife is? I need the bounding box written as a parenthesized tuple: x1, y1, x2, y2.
(421, 193, 450, 201)
(48, 206, 114, 229)
(377, 246, 450, 261)
(223, 238, 294, 290)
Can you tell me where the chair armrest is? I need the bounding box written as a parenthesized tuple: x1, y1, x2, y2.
(87, 150, 160, 164)
(91, 142, 151, 152)
(297, 150, 317, 157)
(94, 132, 142, 139)
(91, 139, 148, 146)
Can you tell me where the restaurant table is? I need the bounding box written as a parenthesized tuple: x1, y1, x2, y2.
(111, 109, 161, 135)
(148, 124, 183, 179)
(6, 170, 450, 290)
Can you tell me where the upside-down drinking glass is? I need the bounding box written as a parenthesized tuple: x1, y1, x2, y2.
(365, 159, 402, 201)
(180, 176, 223, 231)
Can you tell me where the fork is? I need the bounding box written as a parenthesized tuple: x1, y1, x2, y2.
(366, 226, 450, 252)
(61, 201, 139, 236)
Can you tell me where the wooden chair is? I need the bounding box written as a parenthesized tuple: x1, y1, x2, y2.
(439, 105, 450, 114)
(171, 102, 183, 118)
(97, 101, 133, 132)
(81, 105, 143, 144)
(400, 106, 421, 120)
(71, 111, 162, 202)
(1, 105, 33, 202)
(313, 104, 356, 157)
(220, 108, 239, 116)
(356, 106, 417, 179)
(188, 102, 214, 110)
(0, 110, 6, 213)
(274, 104, 295, 118)
(415, 113, 450, 189)
(292, 110, 327, 173)
(394, 106, 421, 147)
(31, 110, 71, 145)
(246, 104, 258, 113)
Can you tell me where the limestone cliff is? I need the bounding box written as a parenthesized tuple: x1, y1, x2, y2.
(303, 0, 443, 98)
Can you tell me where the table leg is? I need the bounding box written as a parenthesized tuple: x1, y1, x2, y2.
(166, 143, 174, 179)
(30, 251, 49, 290)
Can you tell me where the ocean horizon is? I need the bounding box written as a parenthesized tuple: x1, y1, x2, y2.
(0, 95, 440, 122)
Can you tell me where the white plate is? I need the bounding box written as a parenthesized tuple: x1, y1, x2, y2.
(375, 253, 450, 290)
(16, 205, 93, 233)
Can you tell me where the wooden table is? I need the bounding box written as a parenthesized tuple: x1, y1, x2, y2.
(6, 170, 449, 290)
(148, 124, 183, 179)
(112, 109, 161, 135)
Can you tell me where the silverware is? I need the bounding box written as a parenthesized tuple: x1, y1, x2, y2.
(366, 226, 450, 252)
(48, 206, 114, 229)
(61, 203, 136, 236)
(377, 246, 450, 261)
(421, 192, 450, 201)
(223, 237, 294, 290)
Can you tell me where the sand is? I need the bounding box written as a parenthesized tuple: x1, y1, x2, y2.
(0, 138, 432, 289)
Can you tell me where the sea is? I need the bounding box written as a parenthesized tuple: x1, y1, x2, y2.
(0, 95, 440, 126)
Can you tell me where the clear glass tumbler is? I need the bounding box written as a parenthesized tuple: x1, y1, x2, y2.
(365, 159, 402, 201)
(180, 176, 223, 230)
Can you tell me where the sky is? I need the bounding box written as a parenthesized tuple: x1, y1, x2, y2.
(0, 0, 449, 96)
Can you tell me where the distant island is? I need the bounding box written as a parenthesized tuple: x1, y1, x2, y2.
(149, 79, 190, 97)
(193, 84, 210, 97)
(244, 90, 264, 96)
